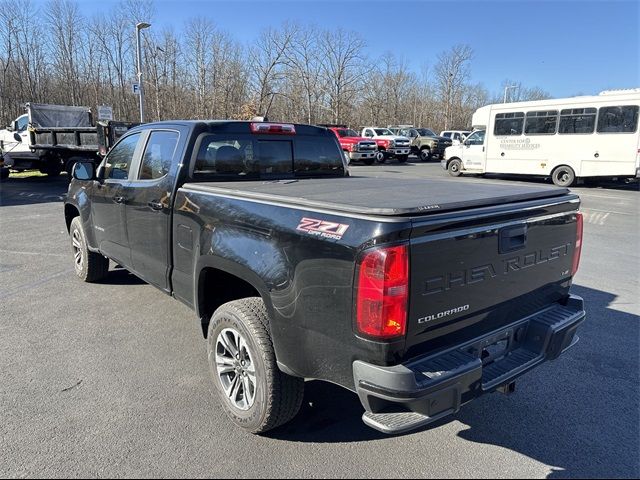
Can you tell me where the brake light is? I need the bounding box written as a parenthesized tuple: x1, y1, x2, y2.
(250, 123, 296, 135)
(355, 245, 409, 339)
(571, 212, 583, 276)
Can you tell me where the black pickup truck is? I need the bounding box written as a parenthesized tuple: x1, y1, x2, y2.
(64, 120, 585, 435)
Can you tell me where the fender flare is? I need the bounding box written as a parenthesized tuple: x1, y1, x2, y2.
(193, 254, 274, 321)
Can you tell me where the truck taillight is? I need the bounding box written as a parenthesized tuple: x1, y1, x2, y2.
(572, 212, 583, 276)
(250, 123, 296, 135)
(355, 245, 409, 339)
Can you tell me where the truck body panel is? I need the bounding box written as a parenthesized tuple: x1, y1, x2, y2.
(64, 119, 585, 433)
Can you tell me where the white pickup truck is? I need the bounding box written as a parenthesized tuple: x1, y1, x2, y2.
(360, 127, 411, 163)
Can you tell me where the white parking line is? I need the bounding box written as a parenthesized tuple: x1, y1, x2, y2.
(581, 207, 635, 216)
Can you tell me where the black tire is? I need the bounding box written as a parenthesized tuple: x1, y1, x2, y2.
(419, 148, 432, 162)
(40, 157, 63, 177)
(396, 154, 408, 163)
(363, 158, 375, 166)
(375, 151, 386, 163)
(207, 298, 304, 434)
(552, 165, 576, 187)
(0, 167, 9, 181)
(447, 158, 463, 177)
(69, 217, 109, 282)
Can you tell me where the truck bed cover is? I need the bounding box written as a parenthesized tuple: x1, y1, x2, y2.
(182, 177, 570, 216)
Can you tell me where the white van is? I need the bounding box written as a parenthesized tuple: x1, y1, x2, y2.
(442, 89, 640, 186)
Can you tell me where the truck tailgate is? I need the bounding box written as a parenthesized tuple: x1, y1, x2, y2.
(405, 196, 581, 356)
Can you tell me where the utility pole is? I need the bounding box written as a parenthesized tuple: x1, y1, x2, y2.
(136, 22, 151, 123)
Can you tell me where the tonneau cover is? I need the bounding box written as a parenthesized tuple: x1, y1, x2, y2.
(182, 177, 570, 216)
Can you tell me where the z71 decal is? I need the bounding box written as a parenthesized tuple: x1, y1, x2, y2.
(297, 217, 350, 240)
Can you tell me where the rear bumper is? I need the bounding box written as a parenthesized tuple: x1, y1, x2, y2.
(353, 295, 585, 434)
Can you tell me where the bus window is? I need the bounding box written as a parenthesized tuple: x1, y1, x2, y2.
(559, 108, 597, 134)
(525, 110, 558, 135)
(494, 112, 524, 136)
(597, 105, 639, 133)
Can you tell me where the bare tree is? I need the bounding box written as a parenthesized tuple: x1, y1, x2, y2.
(319, 28, 368, 125)
(434, 44, 473, 129)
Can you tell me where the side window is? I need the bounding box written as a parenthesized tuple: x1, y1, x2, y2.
(453, 133, 461, 141)
(559, 108, 597, 134)
(138, 131, 179, 180)
(525, 110, 558, 135)
(103, 133, 141, 180)
(442, 132, 452, 138)
(597, 105, 639, 133)
(466, 131, 485, 145)
(16, 115, 28, 132)
(494, 112, 524, 136)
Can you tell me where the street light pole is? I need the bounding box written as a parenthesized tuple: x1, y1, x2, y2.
(136, 22, 151, 123)
(503, 84, 517, 103)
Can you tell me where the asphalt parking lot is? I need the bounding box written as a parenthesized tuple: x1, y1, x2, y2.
(1, 163, 638, 478)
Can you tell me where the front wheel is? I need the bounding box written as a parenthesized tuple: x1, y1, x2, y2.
(419, 149, 432, 162)
(207, 298, 305, 434)
(551, 165, 576, 187)
(375, 151, 386, 163)
(69, 217, 109, 282)
(447, 158, 462, 177)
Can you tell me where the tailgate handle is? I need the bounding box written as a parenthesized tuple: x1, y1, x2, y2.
(499, 225, 527, 254)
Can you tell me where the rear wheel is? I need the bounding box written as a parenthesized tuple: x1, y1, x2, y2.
(40, 157, 63, 177)
(551, 165, 576, 187)
(69, 217, 109, 282)
(447, 158, 462, 177)
(207, 298, 305, 434)
(419, 148, 432, 162)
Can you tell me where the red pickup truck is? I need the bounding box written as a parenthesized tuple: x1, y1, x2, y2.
(325, 126, 378, 165)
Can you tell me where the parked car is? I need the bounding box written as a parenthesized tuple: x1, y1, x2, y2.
(399, 127, 452, 162)
(322, 125, 378, 165)
(65, 119, 585, 435)
(440, 130, 472, 145)
(360, 127, 411, 162)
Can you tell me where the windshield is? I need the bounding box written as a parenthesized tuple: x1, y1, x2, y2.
(337, 129, 359, 138)
(416, 128, 436, 137)
(374, 128, 393, 135)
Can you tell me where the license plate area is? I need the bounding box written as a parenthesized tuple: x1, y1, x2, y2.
(464, 323, 529, 366)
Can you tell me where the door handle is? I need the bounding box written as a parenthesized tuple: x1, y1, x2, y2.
(148, 201, 164, 211)
(594, 152, 599, 158)
(501, 152, 505, 157)
(113, 195, 125, 204)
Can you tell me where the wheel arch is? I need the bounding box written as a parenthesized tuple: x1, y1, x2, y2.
(195, 255, 274, 339)
(64, 203, 80, 232)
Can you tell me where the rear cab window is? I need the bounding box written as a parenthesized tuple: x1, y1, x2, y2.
(192, 131, 345, 181)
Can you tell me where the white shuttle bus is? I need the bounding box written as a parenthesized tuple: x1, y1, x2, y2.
(442, 89, 640, 186)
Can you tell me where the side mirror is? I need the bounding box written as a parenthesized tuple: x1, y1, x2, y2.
(13, 132, 22, 142)
(72, 161, 96, 181)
